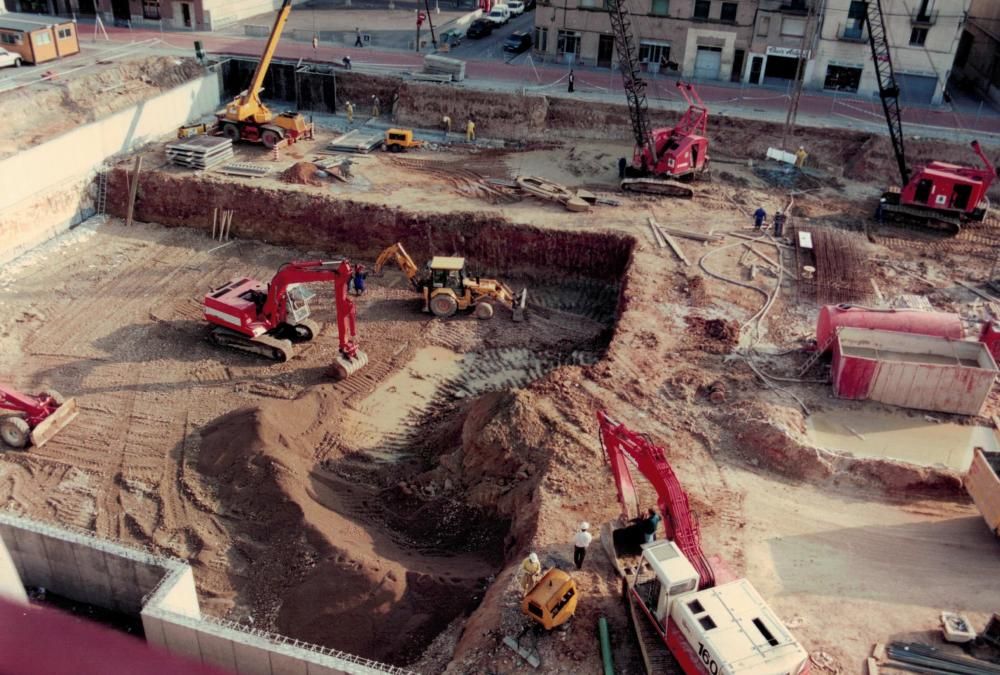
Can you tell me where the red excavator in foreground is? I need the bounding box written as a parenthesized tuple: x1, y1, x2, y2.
(605, 0, 709, 198)
(202, 259, 368, 380)
(0, 386, 79, 449)
(863, 0, 996, 233)
(596, 411, 809, 675)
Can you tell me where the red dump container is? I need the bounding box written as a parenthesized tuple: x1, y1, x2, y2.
(816, 305, 964, 350)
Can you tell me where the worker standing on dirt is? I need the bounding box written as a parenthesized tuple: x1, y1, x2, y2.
(567, 69, 575, 93)
(618, 157, 627, 179)
(573, 522, 592, 570)
(353, 265, 368, 296)
(753, 206, 766, 230)
(355, 27, 364, 47)
(794, 145, 809, 169)
(343, 55, 352, 70)
(466, 118, 476, 142)
(773, 210, 787, 238)
(520, 552, 541, 596)
(372, 95, 381, 118)
(345, 101, 354, 124)
(875, 197, 887, 225)
(442, 115, 452, 134)
(642, 508, 661, 544)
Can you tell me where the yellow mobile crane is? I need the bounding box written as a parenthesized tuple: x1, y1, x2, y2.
(216, 0, 313, 148)
(375, 242, 526, 321)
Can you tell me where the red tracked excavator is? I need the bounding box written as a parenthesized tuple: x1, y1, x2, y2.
(596, 411, 809, 675)
(0, 386, 79, 449)
(605, 0, 709, 198)
(202, 259, 368, 380)
(862, 0, 996, 233)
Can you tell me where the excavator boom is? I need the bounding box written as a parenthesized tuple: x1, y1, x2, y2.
(375, 242, 423, 290)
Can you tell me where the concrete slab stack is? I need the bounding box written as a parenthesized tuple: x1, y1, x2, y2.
(423, 54, 466, 81)
(166, 136, 235, 170)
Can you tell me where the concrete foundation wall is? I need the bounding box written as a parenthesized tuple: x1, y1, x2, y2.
(0, 69, 222, 266)
(0, 512, 411, 675)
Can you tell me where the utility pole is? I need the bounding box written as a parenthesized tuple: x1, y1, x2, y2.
(781, 0, 818, 149)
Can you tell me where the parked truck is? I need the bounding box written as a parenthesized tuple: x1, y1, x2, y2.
(967, 448, 1000, 538)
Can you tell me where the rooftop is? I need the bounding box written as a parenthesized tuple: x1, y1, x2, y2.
(0, 12, 73, 32)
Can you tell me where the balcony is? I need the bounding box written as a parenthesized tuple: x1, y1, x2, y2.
(911, 9, 938, 25)
(778, 0, 809, 15)
(837, 22, 867, 42)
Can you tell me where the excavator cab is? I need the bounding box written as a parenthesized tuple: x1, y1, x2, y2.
(284, 285, 315, 324)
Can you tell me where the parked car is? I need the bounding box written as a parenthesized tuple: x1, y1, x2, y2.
(466, 18, 495, 38)
(440, 27, 463, 47)
(0, 48, 23, 69)
(507, 0, 526, 15)
(503, 31, 532, 53)
(484, 5, 510, 24)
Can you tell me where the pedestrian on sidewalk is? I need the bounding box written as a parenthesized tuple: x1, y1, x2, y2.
(573, 522, 592, 570)
(519, 552, 541, 597)
(567, 69, 575, 93)
(466, 118, 476, 142)
(312, 35, 318, 50)
(345, 100, 354, 124)
(618, 157, 627, 179)
(773, 210, 787, 238)
(753, 206, 766, 230)
(355, 27, 363, 47)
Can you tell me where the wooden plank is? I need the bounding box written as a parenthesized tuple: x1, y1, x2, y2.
(866, 657, 879, 675)
(870, 278, 885, 304)
(654, 224, 723, 242)
(647, 217, 666, 248)
(729, 230, 795, 249)
(125, 155, 142, 227)
(660, 230, 691, 266)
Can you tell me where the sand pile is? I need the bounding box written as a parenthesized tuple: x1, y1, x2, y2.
(280, 161, 324, 186)
(685, 316, 740, 353)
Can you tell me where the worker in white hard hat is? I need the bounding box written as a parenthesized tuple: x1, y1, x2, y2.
(794, 145, 808, 168)
(876, 197, 887, 225)
(520, 552, 541, 596)
(573, 522, 593, 570)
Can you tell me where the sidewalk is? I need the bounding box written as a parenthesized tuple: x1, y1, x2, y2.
(79, 23, 1000, 140)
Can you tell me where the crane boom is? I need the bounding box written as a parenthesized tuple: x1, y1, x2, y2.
(863, 0, 909, 185)
(606, 0, 655, 163)
(236, 0, 293, 122)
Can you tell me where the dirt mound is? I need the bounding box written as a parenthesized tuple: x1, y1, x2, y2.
(685, 316, 740, 353)
(280, 161, 324, 186)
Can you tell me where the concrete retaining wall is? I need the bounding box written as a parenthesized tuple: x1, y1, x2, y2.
(0, 512, 411, 675)
(0, 69, 223, 266)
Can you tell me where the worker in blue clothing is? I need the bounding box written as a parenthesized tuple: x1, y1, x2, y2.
(753, 206, 767, 230)
(642, 507, 661, 544)
(352, 265, 368, 296)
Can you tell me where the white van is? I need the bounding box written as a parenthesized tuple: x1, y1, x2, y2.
(485, 4, 510, 24)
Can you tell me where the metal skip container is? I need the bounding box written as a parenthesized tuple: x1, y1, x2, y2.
(831, 327, 999, 415)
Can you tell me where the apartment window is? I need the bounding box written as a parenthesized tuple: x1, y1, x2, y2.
(823, 64, 862, 92)
(720, 2, 737, 22)
(757, 15, 770, 36)
(58, 27, 73, 38)
(557, 29, 580, 56)
(909, 27, 928, 45)
(143, 0, 162, 19)
(34, 31, 51, 45)
(781, 16, 805, 36)
(650, 0, 668, 16)
(534, 26, 548, 51)
(693, 0, 710, 19)
(638, 41, 670, 68)
(0, 33, 23, 45)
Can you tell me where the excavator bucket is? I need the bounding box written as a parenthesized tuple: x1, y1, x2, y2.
(29, 398, 79, 448)
(512, 289, 528, 322)
(327, 350, 369, 381)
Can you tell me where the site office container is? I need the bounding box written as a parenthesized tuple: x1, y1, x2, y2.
(966, 448, 1000, 537)
(0, 13, 80, 65)
(831, 327, 998, 416)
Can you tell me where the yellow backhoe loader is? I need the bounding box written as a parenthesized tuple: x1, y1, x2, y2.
(374, 242, 526, 321)
(215, 0, 313, 148)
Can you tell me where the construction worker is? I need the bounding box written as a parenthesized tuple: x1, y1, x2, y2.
(618, 157, 627, 179)
(372, 95, 380, 118)
(753, 206, 766, 230)
(573, 522, 592, 570)
(345, 101, 354, 124)
(342, 55, 352, 70)
(519, 552, 541, 596)
(642, 507, 661, 544)
(442, 114, 452, 134)
(312, 35, 318, 50)
(773, 210, 787, 238)
(875, 197, 887, 225)
(466, 118, 476, 142)
(353, 265, 368, 296)
(567, 69, 575, 93)
(794, 145, 808, 169)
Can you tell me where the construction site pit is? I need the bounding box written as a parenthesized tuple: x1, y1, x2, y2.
(4, 102, 1000, 673)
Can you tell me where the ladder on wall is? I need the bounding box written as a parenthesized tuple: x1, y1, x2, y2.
(95, 169, 108, 216)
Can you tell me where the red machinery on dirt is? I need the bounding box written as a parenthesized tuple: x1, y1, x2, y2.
(863, 0, 996, 233)
(596, 411, 809, 675)
(203, 259, 368, 379)
(0, 385, 79, 449)
(605, 0, 709, 198)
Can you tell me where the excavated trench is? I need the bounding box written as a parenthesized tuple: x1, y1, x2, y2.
(104, 170, 632, 666)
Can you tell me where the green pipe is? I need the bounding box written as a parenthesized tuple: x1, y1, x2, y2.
(598, 615, 615, 675)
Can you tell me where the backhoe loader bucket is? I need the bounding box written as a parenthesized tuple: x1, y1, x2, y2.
(512, 289, 528, 322)
(327, 350, 369, 381)
(29, 398, 79, 448)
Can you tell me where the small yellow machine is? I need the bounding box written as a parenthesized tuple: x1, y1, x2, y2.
(374, 242, 526, 321)
(522, 568, 578, 630)
(177, 123, 209, 139)
(384, 128, 424, 153)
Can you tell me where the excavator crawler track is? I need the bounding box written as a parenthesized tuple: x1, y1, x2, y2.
(208, 326, 293, 362)
(882, 194, 962, 236)
(620, 178, 694, 199)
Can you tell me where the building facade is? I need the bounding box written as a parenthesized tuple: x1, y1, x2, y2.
(952, 0, 1000, 105)
(534, 0, 969, 104)
(3, 0, 310, 29)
